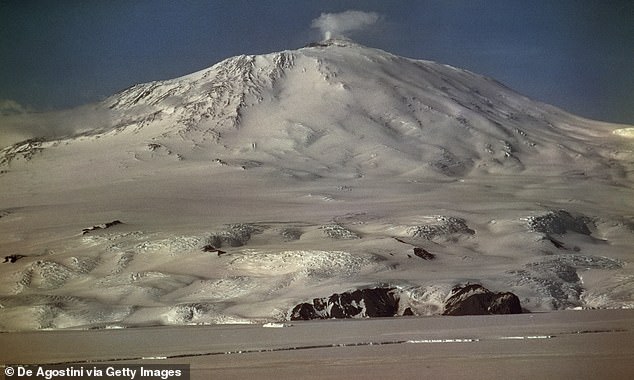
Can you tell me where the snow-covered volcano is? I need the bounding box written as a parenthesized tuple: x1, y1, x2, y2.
(1, 39, 633, 330)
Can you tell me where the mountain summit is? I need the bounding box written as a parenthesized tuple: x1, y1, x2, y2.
(1, 41, 633, 330)
(2, 40, 628, 180)
(93, 40, 623, 178)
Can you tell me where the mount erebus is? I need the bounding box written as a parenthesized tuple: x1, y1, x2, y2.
(1, 39, 633, 330)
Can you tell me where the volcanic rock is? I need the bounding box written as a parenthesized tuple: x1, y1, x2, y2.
(290, 287, 400, 320)
(82, 220, 123, 235)
(413, 247, 435, 260)
(442, 284, 522, 316)
(3, 254, 26, 263)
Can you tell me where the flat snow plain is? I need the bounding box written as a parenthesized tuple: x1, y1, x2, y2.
(1, 310, 633, 379)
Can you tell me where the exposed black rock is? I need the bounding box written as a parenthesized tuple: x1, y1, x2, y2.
(0, 138, 45, 166)
(147, 143, 162, 151)
(413, 247, 435, 260)
(488, 293, 523, 314)
(548, 236, 566, 249)
(290, 288, 400, 320)
(304, 39, 354, 48)
(442, 284, 522, 316)
(305, 41, 330, 48)
(290, 302, 321, 320)
(201, 245, 226, 256)
(545, 236, 581, 252)
(393, 237, 436, 260)
(82, 220, 123, 235)
(3, 254, 25, 263)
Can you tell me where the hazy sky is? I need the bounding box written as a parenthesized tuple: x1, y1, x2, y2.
(1, 0, 632, 124)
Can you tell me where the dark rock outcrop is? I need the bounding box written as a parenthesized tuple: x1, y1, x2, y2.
(201, 245, 226, 256)
(413, 247, 435, 260)
(206, 223, 263, 248)
(290, 288, 400, 320)
(147, 143, 162, 151)
(82, 220, 123, 235)
(393, 237, 436, 260)
(0, 138, 45, 166)
(290, 284, 522, 320)
(3, 254, 25, 263)
(442, 284, 522, 316)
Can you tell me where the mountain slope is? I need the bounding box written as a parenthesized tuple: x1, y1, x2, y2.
(0, 39, 633, 330)
(3, 39, 631, 182)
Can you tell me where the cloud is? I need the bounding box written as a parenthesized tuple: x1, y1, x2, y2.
(0, 103, 113, 149)
(311, 10, 380, 40)
(0, 99, 31, 116)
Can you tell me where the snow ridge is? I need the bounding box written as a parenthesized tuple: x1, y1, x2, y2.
(106, 51, 295, 140)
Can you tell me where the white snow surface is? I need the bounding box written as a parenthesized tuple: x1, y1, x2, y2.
(1, 39, 633, 330)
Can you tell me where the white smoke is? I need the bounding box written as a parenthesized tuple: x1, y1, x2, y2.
(311, 10, 380, 40)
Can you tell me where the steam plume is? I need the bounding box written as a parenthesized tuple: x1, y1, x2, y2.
(311, 10, 380, 40)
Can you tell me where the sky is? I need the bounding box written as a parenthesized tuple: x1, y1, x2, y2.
(0, 0, 633, 125)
